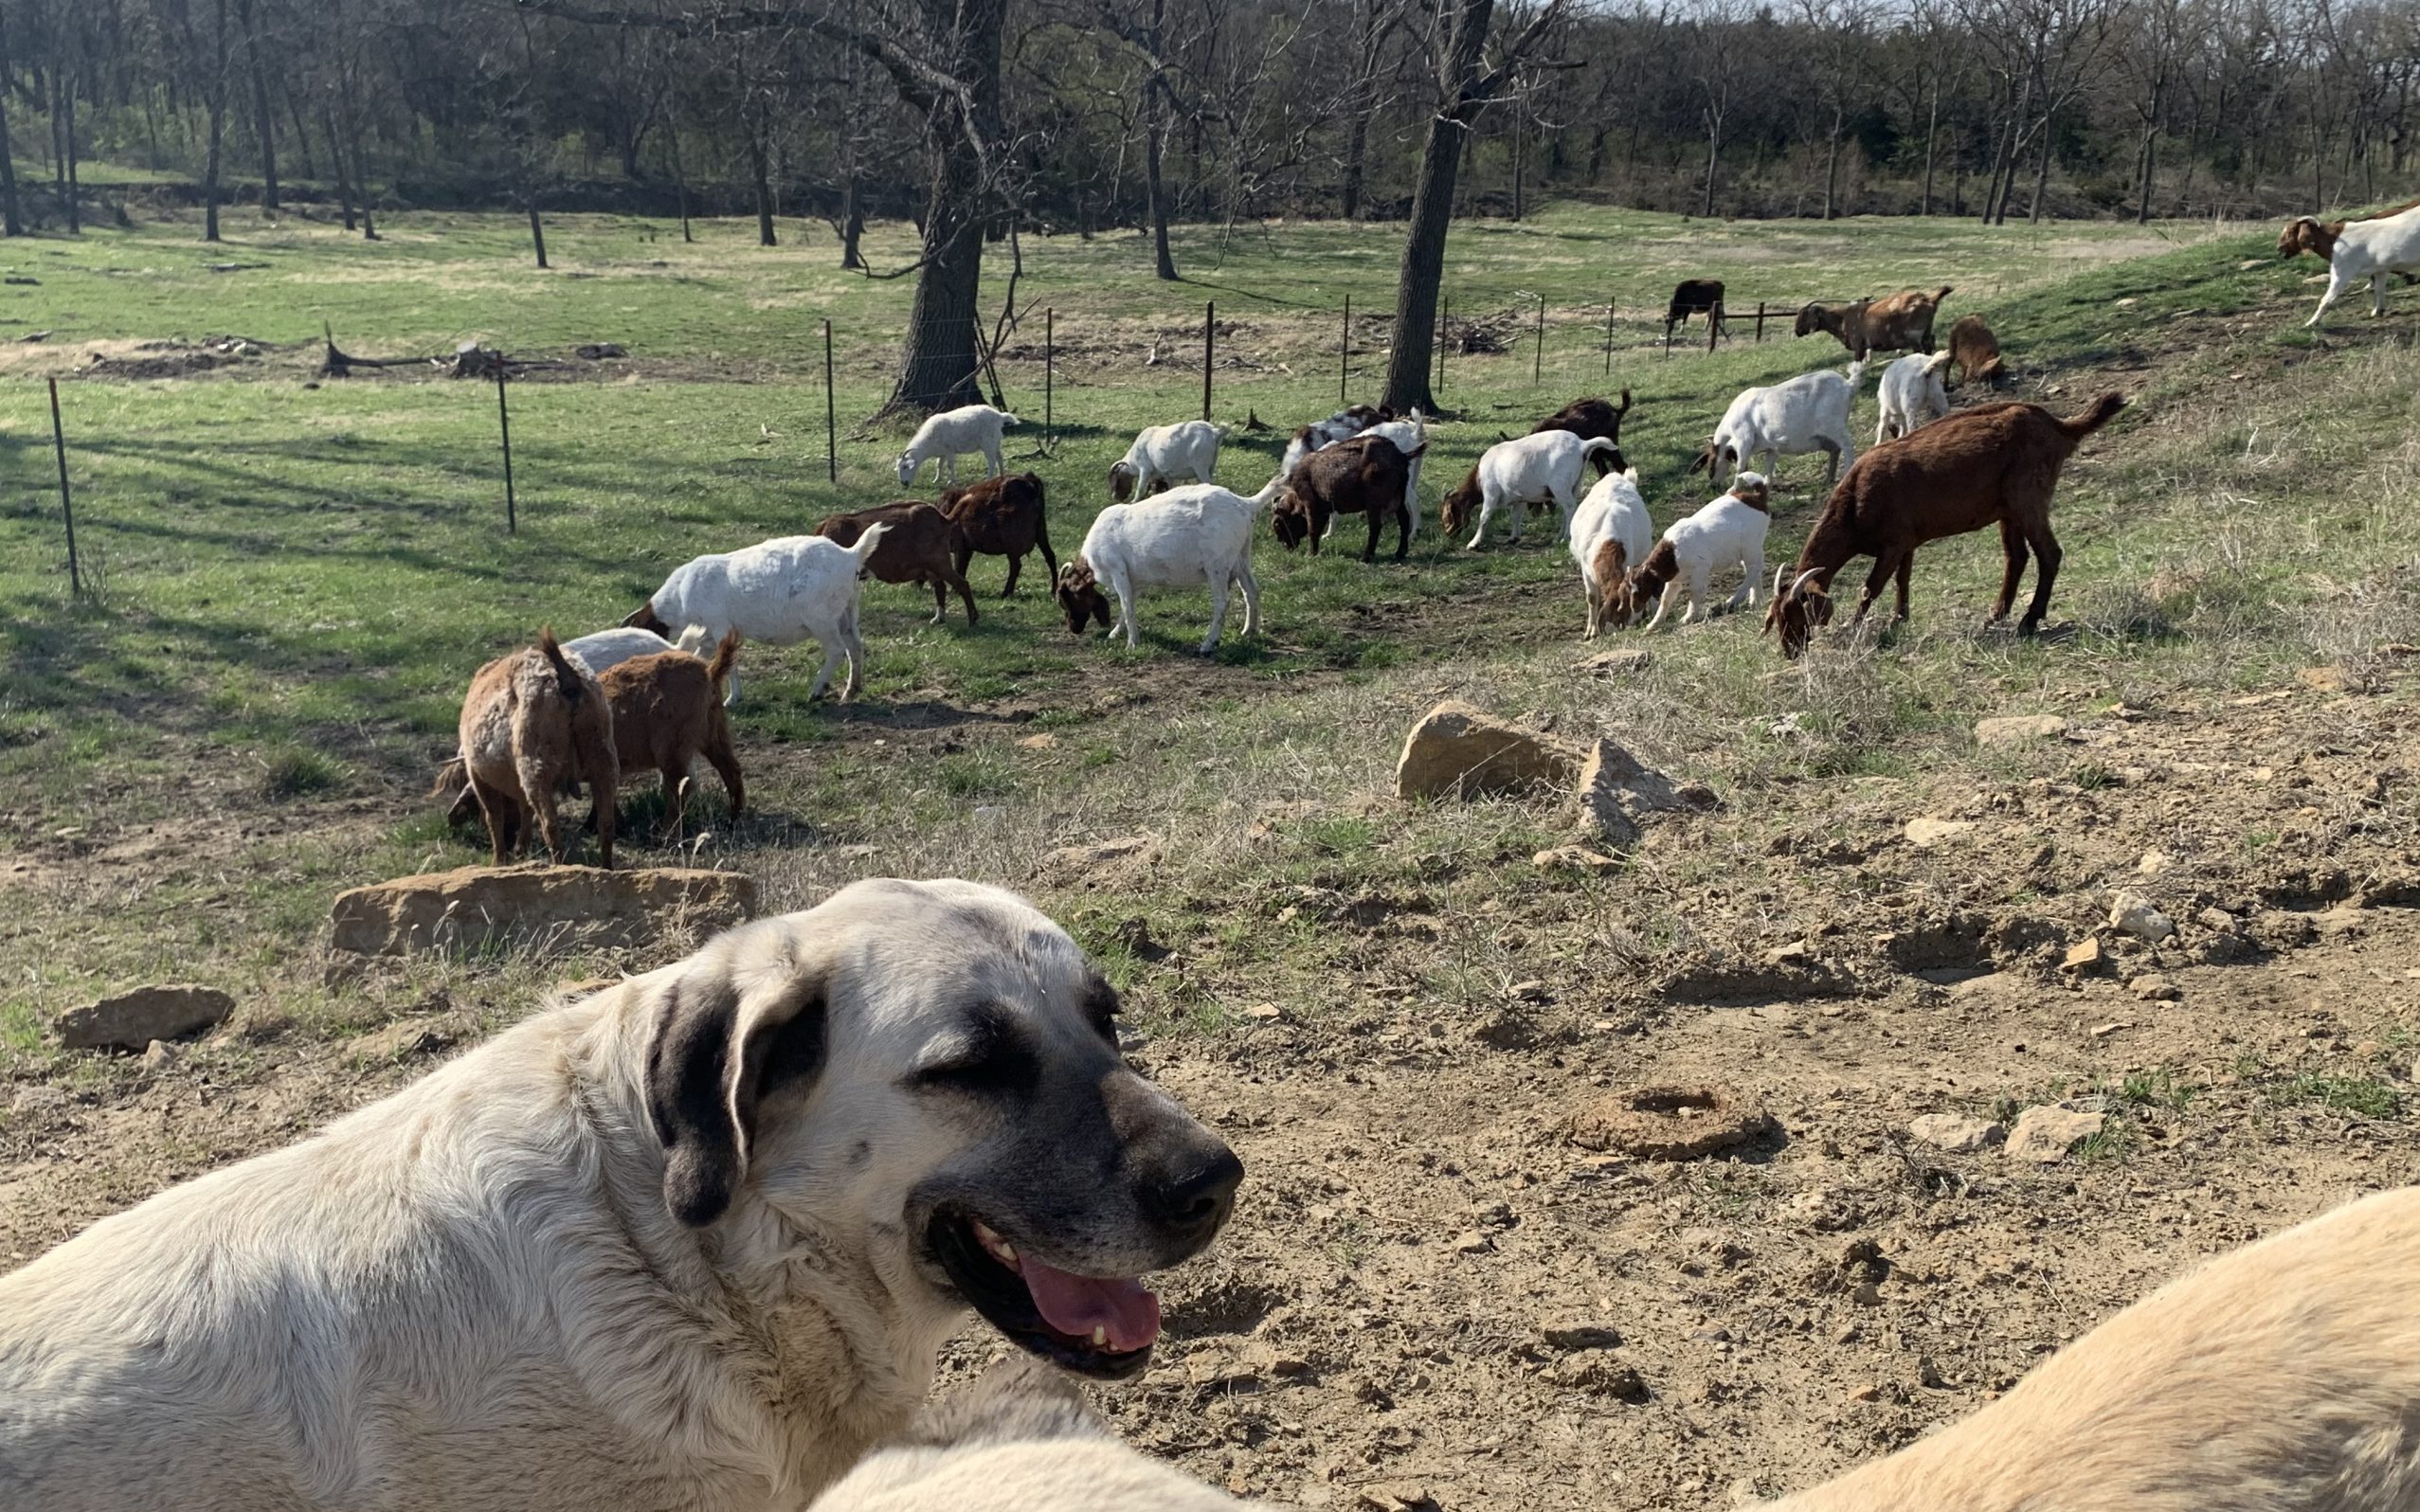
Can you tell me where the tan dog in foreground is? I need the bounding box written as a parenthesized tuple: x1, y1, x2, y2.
(1765, 1184, 2420, 1512)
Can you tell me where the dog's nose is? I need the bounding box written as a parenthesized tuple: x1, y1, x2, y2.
(1142, 1144, 1244, 1243)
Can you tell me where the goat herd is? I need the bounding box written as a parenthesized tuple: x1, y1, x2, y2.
(441, 279, 2135, 871)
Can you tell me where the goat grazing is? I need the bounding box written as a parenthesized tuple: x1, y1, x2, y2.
(456, 628, 619, 868)
(1761, 1186, 2420, 1512)
(1567, 466, 1655, 638)
(1056, 477, 1284, 655)
(1110, 420, 1226, 501)
(1441, 431, 1624, 550)
(623, 526, 892, 703)
(1796, 285, 1954, 358)
(1765, 392, 2125, 657)
(894, 404, 1020, 488)
(1944, 314, 2006, 387)
(1874, 351, 1956, 444)
(2294, 204, 2420, 325)
(1530, 390, 1634, 477)
(1628, 473, 1772, 631)
(817, 500, 979, 627)
(596, 633, 744, 845)
(1273, 434, 1424, 562)
(1693, 364, 1863, 488)
(939, 471, 1057, 597)
(1665, 279, 1726, 344)
(1278, 404, 1392, 478)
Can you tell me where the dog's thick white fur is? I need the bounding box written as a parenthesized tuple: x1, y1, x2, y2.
(1766, 1184, 2420, 1512)
(0, 879, 1238, 1512)
(811, 1358, 1252, 1512)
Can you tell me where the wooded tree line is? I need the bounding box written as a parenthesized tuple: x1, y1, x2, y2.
(1, 0, 2409, 408)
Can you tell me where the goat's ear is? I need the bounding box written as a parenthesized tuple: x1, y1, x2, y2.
(643, 931, 832, 1228)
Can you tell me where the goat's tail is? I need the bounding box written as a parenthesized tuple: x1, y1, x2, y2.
(2059, 391, 2128, 441)
(847, 521, 893, 567)
(1934, 284, 1956, 303)
(1614, 387, 1634, 417)
(429, 756, 467, 799)
(706, 631, 742, 696)
(997, 411, 1022, 427)
(1923, 350, 1956, 375)
(1246, 473, 1288, 510)
(1213, 423, 1234, 441)
(538, 626, 587, 703)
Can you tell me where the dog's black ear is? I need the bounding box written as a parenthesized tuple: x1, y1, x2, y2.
(643, 943, 829, 1227)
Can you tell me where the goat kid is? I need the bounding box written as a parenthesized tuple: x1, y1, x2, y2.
(1944, 314, 2006, 387)
(1628, 473, 1772, 631)
(1765, 393, 2125, 657)
(1056, 477, 1284, 655)
(1441, 431, 1623, 550)
(2296, 204, 2420, 326)
(596, 633, 744, 845)
(1567, 466, 1656, 638)
(894, 405, 1020, 488)
(456, 627, 619, 868)
(1278, 404, 1393, 479)
(624, 525, 892, 704)
(1874, 351, 1956, 444)
(1529, 390, 1634, 478)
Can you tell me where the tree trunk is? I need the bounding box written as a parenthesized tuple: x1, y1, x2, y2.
(885, 0, 1008, 415)
(2135, 124, 2158, 224)
(1146, 75, 1177, 279)
(327, 106, 356, 230)
(204, 0, 228, 243)
(339, 75, 378, 240)
(237, 0, 279, 210)
(840, 173, 863, 268)
(1700, 101, 1723, 219)
(1380, 0, 1499, 415)
(2027, 106, 2053, 225)
(1822, 102, 1842, 220)
(0, 10, 21, 236)
(528, 198, 549, 268)
(1342, 102, 1369, 217)
(749, 122, 777, 245)
(54, 65, 80, 234)
(1512, 121, 1526, 222)
(286, 87, 317, 179)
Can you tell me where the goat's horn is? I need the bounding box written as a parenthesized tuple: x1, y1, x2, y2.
(1791, 569, 1827, 597)
(1773, 564, 1791, 598)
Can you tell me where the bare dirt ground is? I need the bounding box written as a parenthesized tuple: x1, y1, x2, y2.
(6, 663, 2414, 1511)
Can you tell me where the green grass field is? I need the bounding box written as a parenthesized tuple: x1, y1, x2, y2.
(2, 196, 2412, 1049)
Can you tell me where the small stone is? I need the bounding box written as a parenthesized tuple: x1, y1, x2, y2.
(1358, 1483, 1434, 1512)
(1532, 844, 1619, 873)
(54, 985, 235, 1051)
(2090, 1021, 2126, 1038)
(2297, 665, 2357, 694)
(1576, 648, 1651, 677)
(2062, 937, 2106, 974)
(1847, 1383, 1882, 1402)
(1043, 834, 1162, 871)
(1975, 714, 2068, 748)
(1761, 940, 1815, 966)
(1907, 1113, 2003, 1153)
(1242, 1003, 1284, 1021)
(1508, 980, 1549, 1002)
(2108, 891, 2176, 943)
(1541, 1322, 1623, 1351)
(331, 866, 754, 958)
(140, 1038, 180, 1073)
(1453, 1229, 1494, 1255)
(2005, 1105, 2105, 1162)
(971, 804, 1008, 820)
(356, 1017, 460, 1061)
(2130, 973, 2181, 1001)
(1015, 732, 1058, 749)
(1903, 817, 1976, 848)
(1916, 1356, 1948, 1388)
(1831, 1323, 1858, 1344)
(1849, 1281, 1884, 1305)
(1546, 1355, 1648, 1399)
(2137, 850, 2172, 876)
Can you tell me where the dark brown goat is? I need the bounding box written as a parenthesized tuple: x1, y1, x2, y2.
(1796, 285, 1955, 358)
(455, 627, 618, 867)
(1763, 393, 2124, 658)
(817, 500, 978, 626)
(1530, 390, 1634, 477)
(1665, 279, 1725, 342)
(1273, 434, 1426, 562)
(1944, 315, 2006, 387)
(939, 472, 1057, 597)
(597, 633, 745, 844)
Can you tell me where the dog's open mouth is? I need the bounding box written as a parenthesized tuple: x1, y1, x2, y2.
(928, 1211, 1161, 1379)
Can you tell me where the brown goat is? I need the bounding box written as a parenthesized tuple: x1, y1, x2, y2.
(1796, 285, 1954, 358)
(817, 500, 977, 626)
(939, 472, 1057, 597)
(1530, 390, 1633, 477)
(1944, 314, 2006, 387)
(1273, 434, 1425, 562)
(1763, 392, 2125, 658)
(597, 633, 744, 844)
(456, 627, 619, 867)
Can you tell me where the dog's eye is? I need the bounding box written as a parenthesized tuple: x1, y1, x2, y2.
(912, 1009, 1039, 1097)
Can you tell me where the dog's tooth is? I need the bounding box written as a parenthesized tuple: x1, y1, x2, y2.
(1091, 1326, 1108, 1347)
(995, 1240, 1018, 1264)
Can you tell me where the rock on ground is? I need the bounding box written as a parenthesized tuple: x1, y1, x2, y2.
(2107, 890, 2177, 942)
(1578, 738, 1714, 846)
(1907, 1113, 2004, 1153)
(55, 985, 235, 1051)
(2005, 1105, 2106, 1162)
(1903, 817, 1976, 848)
(330, 864, 756, 957)
(1395, 701, 1579, 800)
(1570, 1084, 1775, 1160)
(1975, 714, 2068, 747)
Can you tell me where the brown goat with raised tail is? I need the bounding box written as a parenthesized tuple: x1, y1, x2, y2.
(597, 632, 745, 845)
(1530, 390, 1634, 477)
(1763, 392, 2125, 658)
(1943, 315, 2006, 387)
(456, 626, 619, 867)
(940, 472, 1057, 597)
(1796, 285, 1954, 359)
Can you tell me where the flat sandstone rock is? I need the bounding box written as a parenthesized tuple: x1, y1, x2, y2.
(332, 864, 756, 957)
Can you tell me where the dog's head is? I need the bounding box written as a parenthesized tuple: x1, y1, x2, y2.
(639, 879, 1241, 1380)
(1054, 561, 1111, 636)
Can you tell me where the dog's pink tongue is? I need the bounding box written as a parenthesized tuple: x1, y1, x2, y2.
(1020, 1257, 1162, 1352)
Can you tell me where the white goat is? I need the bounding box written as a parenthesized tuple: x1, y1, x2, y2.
(1055, 477, 1285, 655)
(1629, 472, 1772, 631)
(1873, 351, 1956, 444)
(1109, 420, 1226, 501)
(894, 405, 1020, 488)
(623, 526, 891, 703)
(1695, 364, 1864, 489)
(558, 626, 695, 676)
(1278, 405, 1388, 478)
(1567, 466, 1656, 638)
(1441, 431, 1623, 550)
(2303, 205, 2420, 326)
